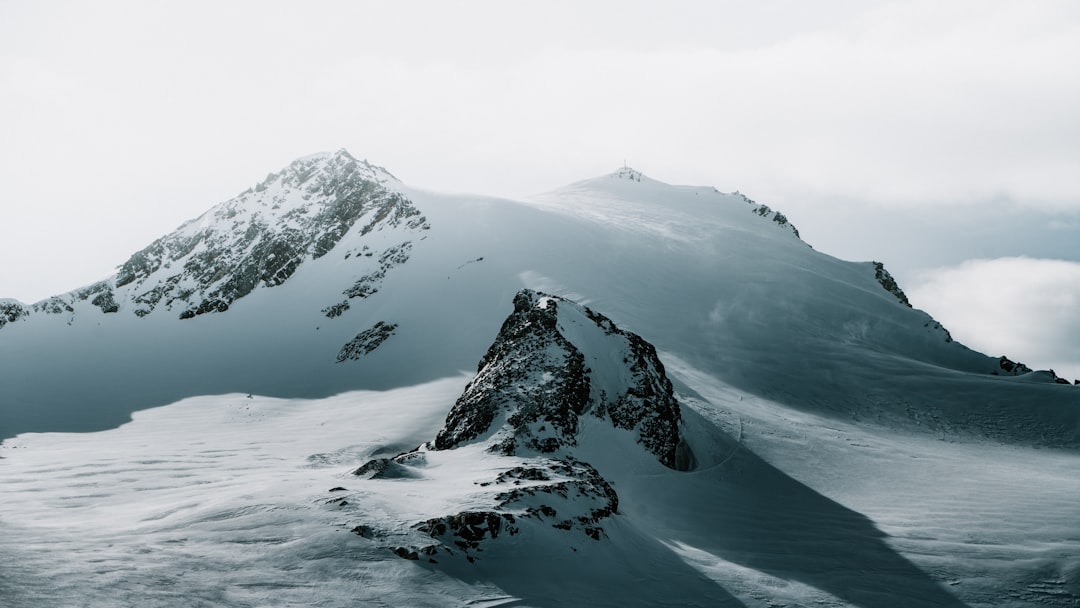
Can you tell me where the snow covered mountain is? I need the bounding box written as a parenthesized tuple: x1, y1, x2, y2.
(1, 150, 1078, 607)
(1, 149, 1071, 439)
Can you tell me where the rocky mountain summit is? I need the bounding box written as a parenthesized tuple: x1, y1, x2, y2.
(118, 149, 428, 319)
(5, 149, 429, 324)
(346, 289, 690, 562)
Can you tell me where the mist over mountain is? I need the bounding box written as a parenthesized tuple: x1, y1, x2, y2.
(1, 150, 1077, 607)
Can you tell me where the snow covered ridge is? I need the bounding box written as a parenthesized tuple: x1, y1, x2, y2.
(11, 149, 429, 322)
(347, 289, 688, 562)
(1, 148, 1075, 443)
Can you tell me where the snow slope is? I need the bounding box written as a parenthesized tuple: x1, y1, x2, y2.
(1, 151, 1073, 442)
(1, 307, 1076, 607)
(2, 151, 1079, 606)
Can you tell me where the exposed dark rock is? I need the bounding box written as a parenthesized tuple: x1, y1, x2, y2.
(492, 457, 619, 533)
(998, 356, 1033, 376)
(416, 511, 516, 554)
(393, 547, 419, 560)
(322, 301, 350, 318)
(434, 289, 682, 469)
(336, 322, 397, 362)
(352, 458, 391, 479)
(0, 300, 27, 329)
(738, 192, 801, 239)
(872, 262, 912, 308)
(352, 450, 424, 479)
(349, 291, 691, 565)
(74, 282, 120, 314)
(32, 296, 74, 315)
(352, 290, 688, 561)
(340, 241, 413, 302)
(343, 272, 384, 299)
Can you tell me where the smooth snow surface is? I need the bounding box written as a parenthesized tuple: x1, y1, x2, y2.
(2, 154, 1079, 606)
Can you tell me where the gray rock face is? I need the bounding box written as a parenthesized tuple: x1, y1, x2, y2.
(0, 300, 27, 329)
(434, 289, 682, 468)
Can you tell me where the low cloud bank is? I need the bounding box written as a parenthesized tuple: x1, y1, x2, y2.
(909, 257, 1080, 382)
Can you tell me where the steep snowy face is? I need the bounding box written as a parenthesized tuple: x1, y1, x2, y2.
(3, 151, 1074, 444)
(348, 290, 688, 563)
(435, 289, 683, 468)
(15, 149, 429, 322)
(114, 149, 428, 319)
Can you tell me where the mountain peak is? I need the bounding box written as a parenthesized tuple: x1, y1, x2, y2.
(610, 166, 645, 182)
(434, 288, 685, 468)
(266, 148, 398, 189)
(90, 150, 427, 320)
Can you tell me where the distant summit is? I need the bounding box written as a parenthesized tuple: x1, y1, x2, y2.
(610, 166, 644, 182)
(16, 149, 428, 322)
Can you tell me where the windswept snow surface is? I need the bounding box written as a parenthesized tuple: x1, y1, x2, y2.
(2, 374, 1078, 606)
(2, 153, 1079, 606)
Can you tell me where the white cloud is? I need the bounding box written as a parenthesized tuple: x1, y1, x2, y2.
(909, 257, 1080, 381)
(1, 1, 1079, 302)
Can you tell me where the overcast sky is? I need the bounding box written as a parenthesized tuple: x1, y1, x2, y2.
(2, 0, 1079, 378)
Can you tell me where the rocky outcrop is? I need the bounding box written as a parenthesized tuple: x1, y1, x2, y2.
(734, 191, 802, 239)
(348, 290, 687, 562)
(872, 261, 912, 308)
(336, 321, 397, 362)
(31, 296, 74, 316)
(0, 299, 27, 329)
(334, 241, 414, 305)
(996, 355, 1033, 376)
(435, 290, 682, 467)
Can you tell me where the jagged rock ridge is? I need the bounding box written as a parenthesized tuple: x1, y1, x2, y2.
(348, 289, 687, 562)
(435, 289, 683, 467)
(873, 261, 912, 308)
(734, 190, 801, 238)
